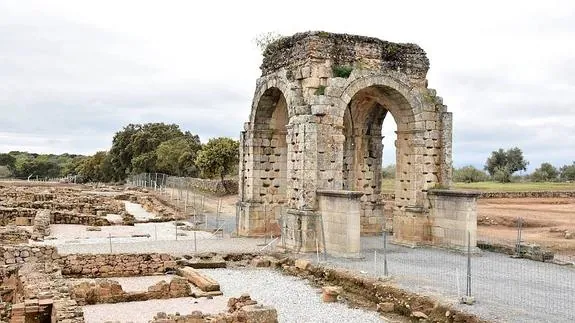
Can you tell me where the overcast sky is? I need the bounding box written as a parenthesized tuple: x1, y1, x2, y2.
(1, 0, 574, 171)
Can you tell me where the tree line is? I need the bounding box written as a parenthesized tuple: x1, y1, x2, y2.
(0, 122, 240, 184)
(381, 147, 575, 183)
(455, 147, 574, 183)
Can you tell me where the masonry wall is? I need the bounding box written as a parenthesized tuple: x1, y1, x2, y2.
(58, 253, 177, 277)
(0, 245, 58, 265)
(182, 178, 238, 196)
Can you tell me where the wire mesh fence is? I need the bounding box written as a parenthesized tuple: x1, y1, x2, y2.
(305, 223, 575, 323)
(127, 173, 232, 235)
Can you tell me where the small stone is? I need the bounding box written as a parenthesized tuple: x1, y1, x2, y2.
(294, 259, 310, 270)
(411, 311, 428, 319)
(321, 286, 342, 303)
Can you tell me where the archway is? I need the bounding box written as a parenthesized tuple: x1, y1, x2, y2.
(341, 84, 417, 234)
(240, 87, 288, 236)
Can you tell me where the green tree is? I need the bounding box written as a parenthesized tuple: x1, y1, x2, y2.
(531, 162, 559, 182)
(559, 162, 575, 181)
(155, 135, 202, 176)
(131, 151, 157, 174)
(108, 122, 195, 179)
(195, 137, 239, 186)
(0, 166, 10, 178)
(77, 151, 115, 182)
(453, 165, 489, 183)
(484, 147, 529, 182)
(0, 153, 16, 170)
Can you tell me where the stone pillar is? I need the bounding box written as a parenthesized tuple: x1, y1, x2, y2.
(283, 208, 319, 252)
(317, 190, 363, 258)
(439, 112, 453, 187)
(428, 189, 481, 252)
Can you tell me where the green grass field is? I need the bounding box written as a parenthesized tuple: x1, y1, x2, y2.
(381, 178, 575, 193)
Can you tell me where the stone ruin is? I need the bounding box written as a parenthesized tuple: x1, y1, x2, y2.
(237, 31, 480, 255)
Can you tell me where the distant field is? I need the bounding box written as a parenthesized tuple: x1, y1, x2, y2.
(381, 179, 575, 193)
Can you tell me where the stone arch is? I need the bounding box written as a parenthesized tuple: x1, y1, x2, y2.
(239, 85, 289, 236)
(337, 74, 431, 219)
(249, 77, 293, 127)
(336, 74, 425, 129)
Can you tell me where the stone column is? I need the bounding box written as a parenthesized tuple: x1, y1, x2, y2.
(439, 112, 453, 188)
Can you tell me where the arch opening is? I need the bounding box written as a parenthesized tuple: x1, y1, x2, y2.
(250, 87, 288, 235)
(341, 85, 416, 233)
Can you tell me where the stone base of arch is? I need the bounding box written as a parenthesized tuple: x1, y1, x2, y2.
(236, 201, 281, 237)
(391, 207, 432, 247)
(360, 200, 385, 236)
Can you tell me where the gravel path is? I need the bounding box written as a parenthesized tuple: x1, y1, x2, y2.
(124, 201, 158, 221)
(304, 236, 575, 323)
(202, 268, 387, 323)
(82, 296, 228, 323)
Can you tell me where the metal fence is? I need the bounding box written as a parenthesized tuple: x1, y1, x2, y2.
(304, 220, 575, 323)
(127, 173, 231, 236)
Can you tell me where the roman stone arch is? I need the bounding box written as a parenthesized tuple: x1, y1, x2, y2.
(238, 31, 479, 255)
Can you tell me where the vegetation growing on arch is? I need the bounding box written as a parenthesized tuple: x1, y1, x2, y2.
(253, 31, 285, 54)
(332, 65, 353, 78)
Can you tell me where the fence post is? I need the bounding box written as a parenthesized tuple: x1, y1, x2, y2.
(383, 230, 388, 276)
(462, 230, 475, 305)
(263, 204, 268, 244)
(185, 182, 189, 214)
(515, 217, 523, 257)
(108, 233, 112, 254)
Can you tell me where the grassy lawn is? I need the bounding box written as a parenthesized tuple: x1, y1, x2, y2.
(381, 179, 575, 192)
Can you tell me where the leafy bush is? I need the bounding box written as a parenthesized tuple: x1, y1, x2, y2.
(531, 162, 559, 182)
(560, 162, 575, 181)
(493, 166, 512, 183)
(453, 165, 489, 183)
(0, 166, 10, 178)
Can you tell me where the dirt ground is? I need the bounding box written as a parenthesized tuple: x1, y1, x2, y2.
(477, 197, 575, 257)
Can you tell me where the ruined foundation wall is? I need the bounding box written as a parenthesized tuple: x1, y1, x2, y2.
(58, 253, 177, 277)
(0, 226, 31, 245)
(0, 245, 58, 266)
(31, 210, 50, 241)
